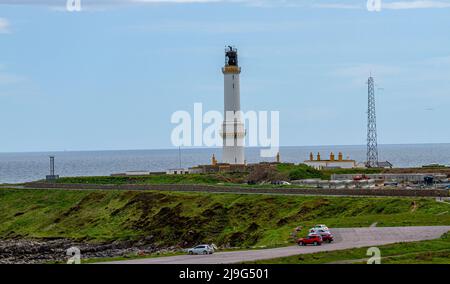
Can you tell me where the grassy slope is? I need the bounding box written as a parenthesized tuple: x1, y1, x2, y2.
(0, 189, 449, 249)
(247, 233, 450, 264)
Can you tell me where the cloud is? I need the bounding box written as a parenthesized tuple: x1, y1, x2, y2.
(128, 19, 303, 33)
(382, 1, 450, 10)
(0, 72, 23, 85)
(132, 0, 223, 3)
(312, 3, 361, 9)
(0, 17, 10, 34)
(334, 64, 403, 78)
(0, 65, 26, 97)
(1, 0, 450, 11)
(332, 64, 404, 87)
(0, 74, 22, 84)
(0, 65, 24, 85)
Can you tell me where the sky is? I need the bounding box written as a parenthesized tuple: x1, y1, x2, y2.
(0, 0, 449, 152)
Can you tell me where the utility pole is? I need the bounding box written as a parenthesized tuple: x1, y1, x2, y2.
(178, 146, 182, 169)
(366, 76, 379, 168)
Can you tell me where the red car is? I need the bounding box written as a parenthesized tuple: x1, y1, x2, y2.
(309, 229, 334, 243)
(297, 234, 323, 246)
(319, 232, 334, 243)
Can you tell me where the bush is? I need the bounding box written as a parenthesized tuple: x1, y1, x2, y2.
(289, 169, 312, 180)
(247, 166, 288, 183)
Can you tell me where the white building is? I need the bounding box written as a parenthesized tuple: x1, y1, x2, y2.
(304, 152, 357, 170)
(166, 168, 189, 175)
(221, 46, 245, 165)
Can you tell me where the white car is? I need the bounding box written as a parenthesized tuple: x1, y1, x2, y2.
(271, 181, 291, 185)
(309, 228, 330, 235)
(187, 244, 214, 255)
(312, 224, 329, 231)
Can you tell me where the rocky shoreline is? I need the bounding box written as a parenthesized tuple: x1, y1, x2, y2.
(0, 239, 178, 264)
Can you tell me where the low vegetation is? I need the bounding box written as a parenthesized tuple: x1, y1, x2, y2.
(48, 163, 386, 186)
(0, 189, 449, 249)
(276, 164, 323, 180)
(53, 173, 246, 185)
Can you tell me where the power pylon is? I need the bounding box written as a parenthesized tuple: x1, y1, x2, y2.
(366, 76, 379, 168)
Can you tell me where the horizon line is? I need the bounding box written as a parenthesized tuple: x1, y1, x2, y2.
(1, 142, 449, 155)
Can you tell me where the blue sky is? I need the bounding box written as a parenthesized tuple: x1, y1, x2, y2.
(0, 0, 449, 152)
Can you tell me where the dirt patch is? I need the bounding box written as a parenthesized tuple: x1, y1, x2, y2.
(277, 218, 288, 226)
(60, 192, 108, 218)
(111, 192, 173, 217)
(297, 198, 330, 216)
(411, 201, 418, 212)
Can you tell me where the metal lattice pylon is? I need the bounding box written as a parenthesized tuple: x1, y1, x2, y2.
(366, 76, 379, 168)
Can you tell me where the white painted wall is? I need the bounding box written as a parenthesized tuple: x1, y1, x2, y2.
(222, 69, 245, 165)
(304, 161, 356, 170)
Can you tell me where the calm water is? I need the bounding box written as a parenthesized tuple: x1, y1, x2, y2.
(0, 144, 449, 184)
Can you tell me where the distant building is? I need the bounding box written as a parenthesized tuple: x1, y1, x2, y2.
(122, 171, 152, 176)
(110, 171, 166, 176)
(304, 152, 356, 170)
(377, 161, 393, 169)
(166, 168, 190, 175)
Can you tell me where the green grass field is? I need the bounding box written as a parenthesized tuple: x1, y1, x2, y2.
(1, 188, 449, 249)
(246, 233, 450, 264)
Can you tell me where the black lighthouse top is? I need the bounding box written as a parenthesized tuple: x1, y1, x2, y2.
(225, 46, 238, 66)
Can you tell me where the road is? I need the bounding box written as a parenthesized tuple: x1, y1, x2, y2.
(101, 226, 450, 264)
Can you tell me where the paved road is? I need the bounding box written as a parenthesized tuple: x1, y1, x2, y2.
(101, 226, 450, 264)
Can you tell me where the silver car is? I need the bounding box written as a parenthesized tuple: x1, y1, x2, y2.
(313, 224, 329, 231)
(187, 244, 214, 255)
(309, 228, 330, 235)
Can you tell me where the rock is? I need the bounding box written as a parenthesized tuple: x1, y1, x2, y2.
(0, 238, 168, 264)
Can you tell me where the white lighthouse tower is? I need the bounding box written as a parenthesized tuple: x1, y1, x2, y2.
(221, 46, 245, 165)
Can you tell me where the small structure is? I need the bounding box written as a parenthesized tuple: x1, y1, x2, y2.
(121, 171, 152, 176)
(166, 168, 190, 175)
(304, 152, 356, 170)
(188, 159, 292, 174)
(110, 171, 166, 176)
(46, 156, 59, 181)
(377, 161, 393, 169)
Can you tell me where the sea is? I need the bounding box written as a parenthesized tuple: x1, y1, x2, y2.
(0, 144, 449, 184)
